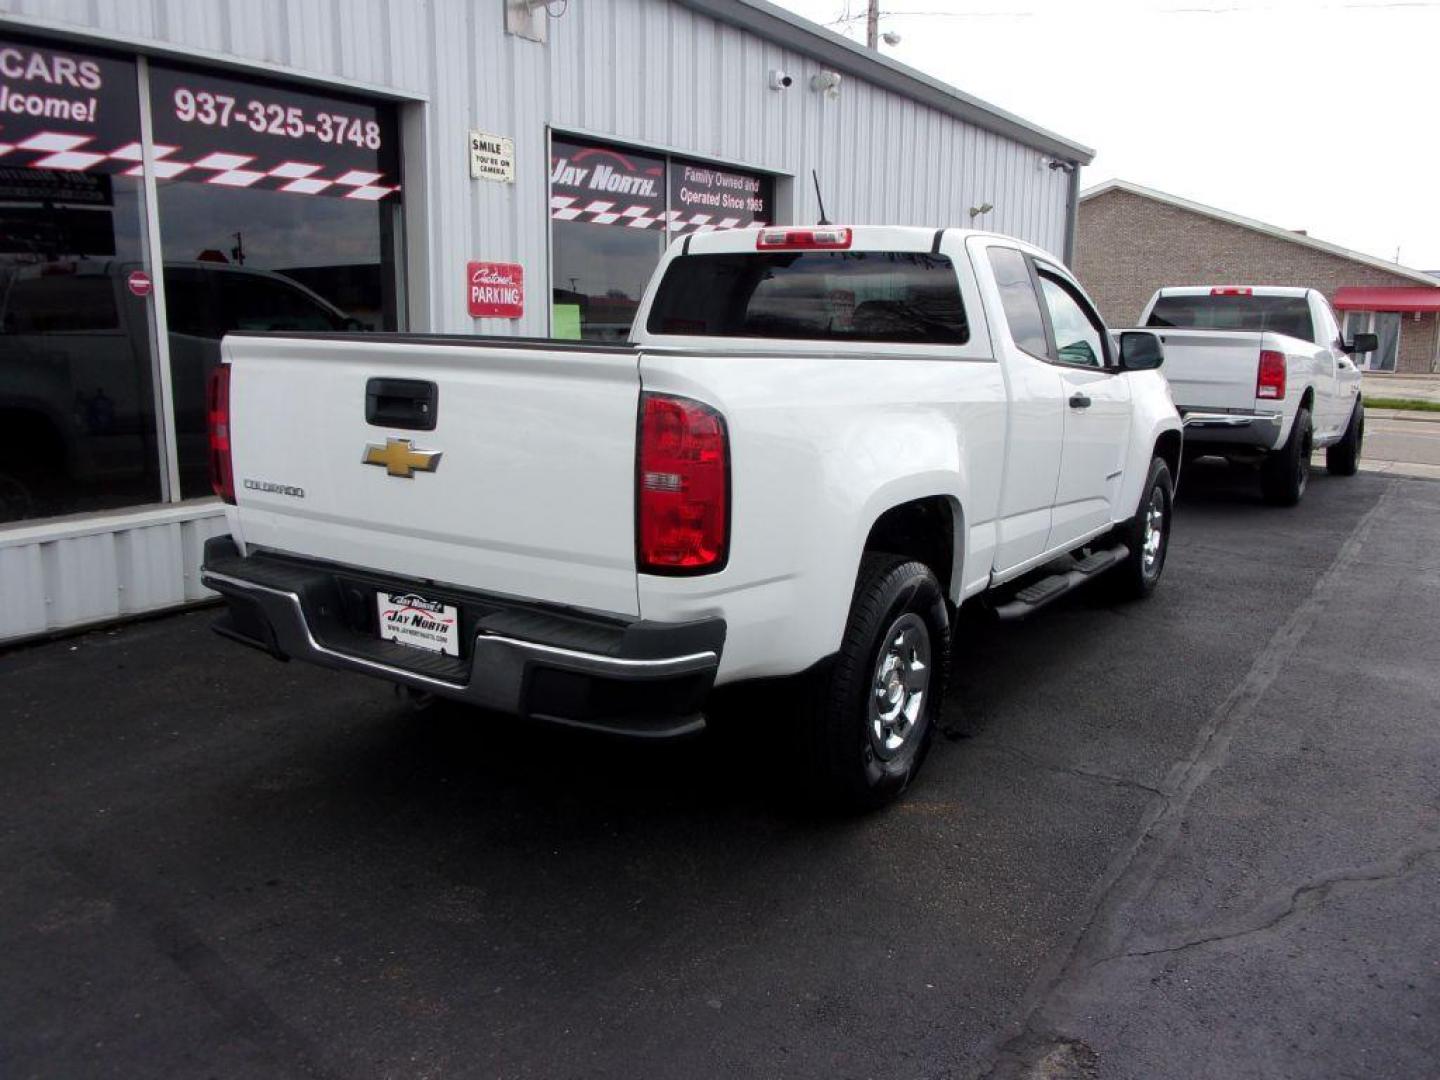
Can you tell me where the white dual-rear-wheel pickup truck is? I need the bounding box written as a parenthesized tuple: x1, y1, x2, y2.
(201, 226, 1183, 809)
(1137, 286, 1370, 505)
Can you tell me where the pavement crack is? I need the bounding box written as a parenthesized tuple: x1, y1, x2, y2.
(1091, 840, 1440, 967)
(970, 481, 1399, 1080)
(979, 742, 1172, 800)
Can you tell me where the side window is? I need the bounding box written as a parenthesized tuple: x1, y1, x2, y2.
(1, 273, 120, 334)
(986, 247, 1049, 358)
(163, 267, 222, 339)
(1037, 270, 1108, 368)
(1316, 298, 1344, 352)
(220, 274, 348, 334)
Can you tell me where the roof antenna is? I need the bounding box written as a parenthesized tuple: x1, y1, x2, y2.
(812, 170, 831, 226)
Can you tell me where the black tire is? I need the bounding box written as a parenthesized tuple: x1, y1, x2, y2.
(1325, 400, 1364, 477)
(1111, 455, 1173, 601)
(801, 554, 951, 811)
(1261, 405, 1313, 506)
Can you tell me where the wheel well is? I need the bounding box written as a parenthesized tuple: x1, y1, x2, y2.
(1154, 428, 1182, 480)
(1298, 387, 1314, 413)
(862, 497, 956, 596)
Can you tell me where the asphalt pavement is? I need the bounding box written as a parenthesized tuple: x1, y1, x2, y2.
(2, 465, 1437, 1079)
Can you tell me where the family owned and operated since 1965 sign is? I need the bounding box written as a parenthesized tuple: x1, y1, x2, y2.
(667, 161, 768, 227)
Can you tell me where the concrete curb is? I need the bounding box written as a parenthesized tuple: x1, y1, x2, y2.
(1367, 408, 1440, 424)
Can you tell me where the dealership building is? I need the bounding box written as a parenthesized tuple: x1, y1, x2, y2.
(0, 0, 1092, 644)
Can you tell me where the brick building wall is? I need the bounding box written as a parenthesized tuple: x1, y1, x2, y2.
(1076, 187, 1440, 374)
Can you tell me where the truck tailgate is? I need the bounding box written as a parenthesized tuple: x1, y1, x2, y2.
(224, 334, 641, 616)
(1150, 329, 1265, 413)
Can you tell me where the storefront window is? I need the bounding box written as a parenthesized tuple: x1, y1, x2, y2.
(549, 136, 774, 341)
(0, 36, 160, 523)
(148, 63, 402, 497)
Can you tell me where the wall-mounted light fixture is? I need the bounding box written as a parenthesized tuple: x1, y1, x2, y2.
(811, 70, 842, 99)
(969, 202, 994, 219)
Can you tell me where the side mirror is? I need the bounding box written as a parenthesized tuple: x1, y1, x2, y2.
(1118, 330, 1164, 371)
(1344, 332, 1378, 355)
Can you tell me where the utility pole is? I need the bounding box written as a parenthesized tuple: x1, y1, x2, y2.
(866, 0, 879, 49)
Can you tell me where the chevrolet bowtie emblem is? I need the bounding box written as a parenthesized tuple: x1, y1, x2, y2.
(362, 437, 443, 478)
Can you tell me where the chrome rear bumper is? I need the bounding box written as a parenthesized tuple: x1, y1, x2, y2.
(1181, 409, 1284, 449)
(201, 538, 723, 738)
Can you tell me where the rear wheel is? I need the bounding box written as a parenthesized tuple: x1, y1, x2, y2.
(1111, 455, 1173, 601)
(1261, 405, 1312, 506)
(1325, 400, 1364, 477)
(801, 554, 951, 811)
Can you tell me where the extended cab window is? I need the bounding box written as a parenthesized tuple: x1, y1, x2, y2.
(1037, 272, 1107, 368)
(1147, 294, 1315, 342)
(987, 248, 1049, 357)
(646, 251, 968, 344)
(1, 272, 119, 334)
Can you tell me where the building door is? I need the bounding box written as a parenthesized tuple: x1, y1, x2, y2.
(1344, 310, 1400, 371)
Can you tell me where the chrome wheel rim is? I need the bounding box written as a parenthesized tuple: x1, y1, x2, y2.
(869, 613, 931, 760)
(1142, 486, 1166, 578)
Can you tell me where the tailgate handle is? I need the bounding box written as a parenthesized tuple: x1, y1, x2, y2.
(366, 378, 438, 431)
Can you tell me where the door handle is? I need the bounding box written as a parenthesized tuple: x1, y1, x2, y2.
(366, 377, 438, 431)
(1069, 393, 1092, 410)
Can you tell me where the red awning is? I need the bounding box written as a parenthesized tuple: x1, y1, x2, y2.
(1332, 286, 1440, 312)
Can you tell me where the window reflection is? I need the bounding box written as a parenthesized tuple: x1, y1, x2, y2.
(0, 172, 162, 523)
(157, 162, 400, 497)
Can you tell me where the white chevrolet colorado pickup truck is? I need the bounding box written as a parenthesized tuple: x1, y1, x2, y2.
(201, 226, 1182, 808)
(1137, 286, 1371, 505)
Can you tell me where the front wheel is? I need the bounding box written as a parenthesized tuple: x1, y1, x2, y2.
(801, 554, 952, 811)
(1111, 455, 1174, 601)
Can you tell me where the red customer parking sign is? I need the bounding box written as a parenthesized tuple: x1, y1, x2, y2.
(467, 261, 523, 319)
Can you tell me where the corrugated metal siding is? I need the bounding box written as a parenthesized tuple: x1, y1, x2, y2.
(0, 0, 1074, 642)
(0, 507, 228, 642)
(1, 0, 1073, 339)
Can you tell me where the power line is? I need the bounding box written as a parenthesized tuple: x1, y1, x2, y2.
(828, 0, 1440, 19)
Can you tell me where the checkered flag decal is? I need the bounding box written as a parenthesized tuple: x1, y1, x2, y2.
(0, 130, 399, 200)
(550, 196, 762, 235)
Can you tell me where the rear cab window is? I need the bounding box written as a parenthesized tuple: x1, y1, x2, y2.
(1147, 293, 1315, 342)
(645, 250, 969, 344)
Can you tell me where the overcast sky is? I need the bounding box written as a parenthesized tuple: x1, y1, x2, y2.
(774, 0, 1440, 271)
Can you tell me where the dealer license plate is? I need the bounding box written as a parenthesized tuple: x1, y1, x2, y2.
(376, 591, 460, 656)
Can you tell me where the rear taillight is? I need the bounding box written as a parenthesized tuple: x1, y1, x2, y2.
(1257, 349, 1286, 401)
(637, 393, 729, 574)
(207, 364, 235, 503)
(1211, 286, 1253, 296)
(756, 226, 852, 250)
